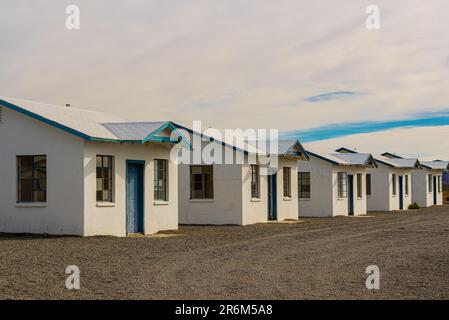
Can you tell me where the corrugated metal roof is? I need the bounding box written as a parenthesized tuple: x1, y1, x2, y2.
(102, 122, 166, 141)
(0, 97, 192, 147)
(247, 139, 309, 159)
(330, 153, 376, 166)
(421, 160, 449, 170)
(334, 148, 420, 169)
(307, 149, 376, 167)
(376, 157, 420, 169)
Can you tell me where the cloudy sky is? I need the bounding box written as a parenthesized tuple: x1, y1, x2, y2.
(1, 0, 449, 158)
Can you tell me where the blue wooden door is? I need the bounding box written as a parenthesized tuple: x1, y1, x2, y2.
(126, 162, 144, 234)
(399, 176, 404, 209)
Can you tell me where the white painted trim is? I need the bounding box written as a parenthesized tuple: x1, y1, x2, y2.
(15, 202, 47, 208)
(153, 200, 169, 206)
(283, 197, 292, 201)
(250, 198, 261, 202)
(96, 202, 115, 207)
(189, 199, 215, 203)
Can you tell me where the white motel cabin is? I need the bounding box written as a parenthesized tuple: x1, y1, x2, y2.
(176, 131, 309, 225)
(411, 160, 448, 207)
(0, 97, 190, 236)
(336, 149, 421, 212)
(297, 149, 377, 217)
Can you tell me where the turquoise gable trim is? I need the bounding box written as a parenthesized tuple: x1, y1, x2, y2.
(142, 121, 193, 150)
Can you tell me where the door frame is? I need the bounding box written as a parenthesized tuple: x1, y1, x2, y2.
(267, 173, 277, 221)
(399, 175, 404, 210)
(348, 174, 354, 216)
(126, 160, 145, 235)
(433, 175, 437, 205)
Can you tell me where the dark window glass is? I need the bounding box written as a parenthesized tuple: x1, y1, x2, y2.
(338, 172, 348, 198)
(357, 174, 362, 198)
(251, 165, 260, 198)
(154, 159, 168, 201)
(283, 167, 291, 198)
(190, 166, 214, 199)
(405, 175, 409, 195)
(17, 155, 47, 202)
(96, 155, 113, 202)
(298, 172, 311, 199)
(428, 174, 433, 192)
(392, 174, 397, 195)
(366, 174, 371, 196)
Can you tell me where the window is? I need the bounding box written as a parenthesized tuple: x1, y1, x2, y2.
(438, 175, 442, 193)
(17, 155, 47, 202)
(337, 172, 348, 198)
(154, 159, 168, 201)
(405, 175, 409, 195)
(366, 174, 371, 196)
(283, 167, 291, 197)
(428, 174, 433, 192)
(392, 174, 397, 195)
(96, 155, 113, 202)
(357, 174, 362, 199)
(251, 165, 260, 198)
(190, 166, 214, 199)
(298, 172, 311, 199)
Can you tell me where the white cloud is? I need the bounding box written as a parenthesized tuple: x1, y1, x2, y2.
(0, 0, 448, 132)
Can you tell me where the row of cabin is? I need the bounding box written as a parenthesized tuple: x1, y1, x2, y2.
(298, 147, 448, 217)
(0, 97, 447, 236)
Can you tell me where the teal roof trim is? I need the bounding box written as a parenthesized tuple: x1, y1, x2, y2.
(0, 98, 96, 141)
(171, 123, 248, 154)
(142, 121, 193, 150)
(0, 99, 192, 148)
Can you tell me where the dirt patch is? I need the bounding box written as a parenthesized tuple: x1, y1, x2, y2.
(1, 206, 449, 299)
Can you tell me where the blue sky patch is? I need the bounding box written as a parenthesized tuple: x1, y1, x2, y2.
(305, 91, 358, 102)
(283, 110, 449, 142)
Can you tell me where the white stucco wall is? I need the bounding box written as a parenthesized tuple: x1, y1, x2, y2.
(276, 157, 299, 221)
(83, 141, 178, 236)
(178, 162, 243, 224)
(411, 169, 443, 207)
(367, 164, 390, 211)
(0, 107, 85, 235)
(298, 156, 333, 217)
(332, 167, 367, 216)
(241, 163, 269, 225)
(367, 164, 413, 211)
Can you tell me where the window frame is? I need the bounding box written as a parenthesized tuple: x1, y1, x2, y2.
(190, 165, 214, 200)
(438, 175, 442, 193)
(357, 173, 362, 199)
(392, 174, 397, 196)
(366, 173, 372, 197)
(428, 174, 433, 193)
(337, 172, 348, 199)
(96, 155, 114, 203)
(250, 165, 260, 199)
(298, 172, 311, 199)
(17, 155, 47, 203)
(405, 175, 409, 196)
(154, 159, 169, 201)
(283, 167, 292, 198)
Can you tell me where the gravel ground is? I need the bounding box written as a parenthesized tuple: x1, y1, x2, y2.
(1, 206, 449, 300)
